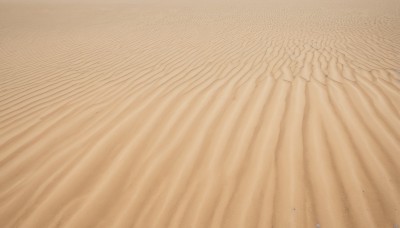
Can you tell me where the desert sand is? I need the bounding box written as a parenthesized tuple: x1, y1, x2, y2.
(0, 0, 399, 227)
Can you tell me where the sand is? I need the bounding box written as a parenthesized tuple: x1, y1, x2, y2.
(0, 0, 399, 227)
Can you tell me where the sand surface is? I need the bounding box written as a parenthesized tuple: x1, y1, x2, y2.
(0, 0, 400, 227)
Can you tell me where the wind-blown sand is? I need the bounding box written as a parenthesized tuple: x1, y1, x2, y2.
(0, 0, 399, 227)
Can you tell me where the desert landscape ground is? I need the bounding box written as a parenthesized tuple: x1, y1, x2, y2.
(0, 0, 399, 227)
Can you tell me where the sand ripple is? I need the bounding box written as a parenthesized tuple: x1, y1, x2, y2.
(0, 3, 399, 228)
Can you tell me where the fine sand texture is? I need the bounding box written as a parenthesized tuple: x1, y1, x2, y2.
(0, 0, 400, 227)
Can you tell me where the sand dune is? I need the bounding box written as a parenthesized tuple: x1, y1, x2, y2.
(0, 1, 400, 227)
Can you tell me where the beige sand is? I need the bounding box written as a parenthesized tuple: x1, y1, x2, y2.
(0, 0, 399, 227)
